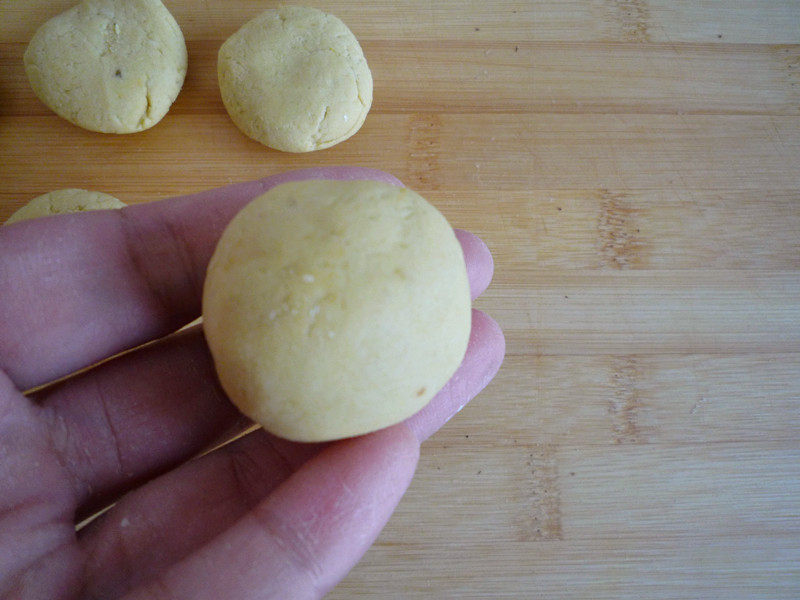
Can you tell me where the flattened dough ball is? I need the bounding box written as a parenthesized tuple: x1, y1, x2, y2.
(218, 6, 373, 152)
(24, 0, 187, 133)
(5, 189, 126, 224)
(202, 180, 471, 442)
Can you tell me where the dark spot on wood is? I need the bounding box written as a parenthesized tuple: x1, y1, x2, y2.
(408, 113, 442, 188)
(115, 69, 122, 78)
(475, 27, 480, 31)
(416, 387, 426, 397)
(570, 472, 575, 476)
(609, 0, 650, 42)
(597, 189, 645, 269)
(514, 45, 519, 52)
(557, 207, 562, 211)
(518, 445, 563, 541)
(564, 295, 569, 299)
(477, 470, 482, 475)
(465, 434, 469, 438)
(608, 356, 645, 443)
(717, 34, 723, 38)
(781, 47, 800, 85)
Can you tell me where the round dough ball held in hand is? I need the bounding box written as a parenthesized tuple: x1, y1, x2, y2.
(218, 6, 373, 152)
(24, 0, 187, 133)
(203, 180, 471, 442)
(4, 189, 126, 225)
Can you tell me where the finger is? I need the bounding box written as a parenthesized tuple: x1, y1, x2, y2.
(455, 229, 495, 299)
(35, 326, 247, 518)
(0, 370, 81, 597)
(37, 234, 493, 516)
(79, 429, 322, 599)
(78, 309, 502, 598)
(122, 424, 419, 600)
(406, 309, 505, 442)
(0, 167, 403, 390)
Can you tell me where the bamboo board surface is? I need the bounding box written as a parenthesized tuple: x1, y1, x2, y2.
(1, 1, 800, 598)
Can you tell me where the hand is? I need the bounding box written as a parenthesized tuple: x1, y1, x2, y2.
(0, 168, 504, 599)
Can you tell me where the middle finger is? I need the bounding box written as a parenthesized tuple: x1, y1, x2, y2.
(36, 230, 495, 517)
(36, 326, 247, 518)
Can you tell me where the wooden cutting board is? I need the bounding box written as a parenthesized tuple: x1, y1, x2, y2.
(2, 1, 799, 598)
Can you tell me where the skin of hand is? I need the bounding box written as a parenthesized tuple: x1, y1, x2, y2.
(0, 167, 505, 600)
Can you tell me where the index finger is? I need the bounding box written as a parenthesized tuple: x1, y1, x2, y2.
(0, 168, 492, 391)
(0, 168, 402, 390)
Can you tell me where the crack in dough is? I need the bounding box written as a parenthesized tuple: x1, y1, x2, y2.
(218, 6, 372, 152)
(23, 0, 187, 133)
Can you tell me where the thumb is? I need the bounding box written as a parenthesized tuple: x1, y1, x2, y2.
(122, 424, 419, 600)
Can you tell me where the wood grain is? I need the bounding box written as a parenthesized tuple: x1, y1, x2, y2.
(527, 0, 800, 44)
(459, 354, 800, 444)
(2, 113, 799, 208)
(3, 1, 799, 44)
(5, 41, 798, 117)
(432, 190, 800, 270)
(484, 270, 800, 355)
(1, 1, 799, 598)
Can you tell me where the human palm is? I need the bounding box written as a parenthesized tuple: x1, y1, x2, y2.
(0, 168, 504, 599)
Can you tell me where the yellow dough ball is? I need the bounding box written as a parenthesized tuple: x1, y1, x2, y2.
(5, 189, 126, 224)
(24, 0, 187, 133)
(202, 180, 471, 442)
(218, 6, 372, 152)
